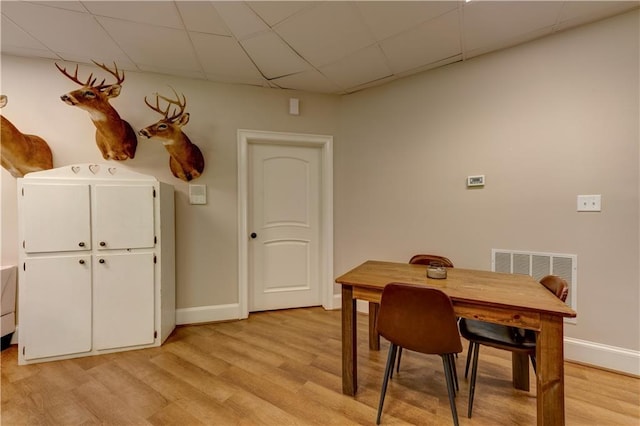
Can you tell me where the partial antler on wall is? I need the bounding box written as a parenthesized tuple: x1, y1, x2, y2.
(56, 61, 137, 161)
(139, 88, 205, 182)
(0, 95, 53, 177)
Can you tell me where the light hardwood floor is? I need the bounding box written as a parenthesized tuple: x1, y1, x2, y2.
(1, 307, 638, 425)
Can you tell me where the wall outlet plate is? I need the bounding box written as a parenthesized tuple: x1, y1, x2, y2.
(577, 194, 601, 212)
(467, 175, 485, 187)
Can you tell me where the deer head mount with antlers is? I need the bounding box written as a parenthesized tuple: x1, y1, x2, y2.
(139, 88, 205, 182)
(56, 60, 137, 161)
(1, 95, 53, 177)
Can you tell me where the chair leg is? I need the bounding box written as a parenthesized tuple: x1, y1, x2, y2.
(442, 355, 460, 426)
(530, 353, 537, 374)
(377, 343, 398, 425)
(467, 343, 480, 418)
(449, 353, 459, 393)
(464, 340, 474, 379)
(396, 347, 403, 374)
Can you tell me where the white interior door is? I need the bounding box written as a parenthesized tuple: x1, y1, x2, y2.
(249, 143, 322, 312)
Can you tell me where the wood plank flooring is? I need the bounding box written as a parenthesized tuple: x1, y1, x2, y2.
(2, 307, 639, 425)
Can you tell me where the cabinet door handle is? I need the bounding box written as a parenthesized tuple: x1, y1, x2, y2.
(79, 259, 85, 265)
(99, 259, 105, 264)
(99, 241, 106, 247)
(79, 242, 85, 247)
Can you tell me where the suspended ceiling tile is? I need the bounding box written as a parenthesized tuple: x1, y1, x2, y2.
(320, 45, 393, 91)
(98, 17, 200, 72)
(136, 64, 206, 81)
(83, 1, 183, 29)
(247, 1, 317, 27)
(464, 25, 553, 60)
(356, 1, 459, 42)
(30, 1, 87, 13)
(1, 14, 51, 51)
(204, 72, 266, 87)
(212, 2, 269, 40)
(272, 69, 343, 94)
(1, 1, 126, 60)
(176, 2, 230, 36)
(394, 54, 462, 79)
(463, 1, 563, 52)
(1, 45, 59, 60)
(274, 2, 376, 68)
(344, 74, 398, 94)
(555, 1, 639, 32)
(240, 31, 310, 79)
(381, 9, 461, 75)
(190, 31, 263, 82)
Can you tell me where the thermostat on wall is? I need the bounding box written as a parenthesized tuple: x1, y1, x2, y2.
(467, 175, 485, 187)
(189, 184, 207, 205)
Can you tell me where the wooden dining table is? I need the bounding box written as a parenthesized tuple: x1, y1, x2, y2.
(335, 260, 577, 426)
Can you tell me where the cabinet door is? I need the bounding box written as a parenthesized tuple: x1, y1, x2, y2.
(22, 255, 92, 360)
(93, 253, 155, 350)
(22, 183, 91, 253)
(94, 185, 155, 250)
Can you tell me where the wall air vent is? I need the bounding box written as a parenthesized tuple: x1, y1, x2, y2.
(492, 249, 577, 324)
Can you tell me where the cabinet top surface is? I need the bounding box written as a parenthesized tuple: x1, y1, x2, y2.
(20, 164, 158, 182)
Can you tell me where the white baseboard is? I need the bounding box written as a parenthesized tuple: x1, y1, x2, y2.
(564, 337, 640, 377)
(176, 303, 243, 325)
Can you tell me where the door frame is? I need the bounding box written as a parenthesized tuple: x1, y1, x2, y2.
(237, 129, 334, 318)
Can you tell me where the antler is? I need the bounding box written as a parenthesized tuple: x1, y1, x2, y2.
(144, 87, 187, 122)
(55, 60, 124, 90)
(92, 60, 125, 87)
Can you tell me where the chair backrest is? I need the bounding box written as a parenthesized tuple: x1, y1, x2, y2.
(540, 275, 569, 302)
(376, 283, 462, 355)
(409, 254, 454, 268)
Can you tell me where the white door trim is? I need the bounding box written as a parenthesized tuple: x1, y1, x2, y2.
(237, 129, 334, 319)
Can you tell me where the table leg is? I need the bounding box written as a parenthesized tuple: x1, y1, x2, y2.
(536, 314, 565, 425)
(369, 302, 380, 350)
(342, 285, 357, 395)
(512, 352, 530, 391)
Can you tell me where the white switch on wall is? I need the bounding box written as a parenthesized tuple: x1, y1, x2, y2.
(189, 184, 207, 205)
(577, 194, 601, 212)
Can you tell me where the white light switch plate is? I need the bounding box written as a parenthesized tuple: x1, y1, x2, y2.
(577, 194, 601, 212)
(189, 184, 207, 205)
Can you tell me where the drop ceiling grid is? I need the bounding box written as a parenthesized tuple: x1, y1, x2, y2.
(0, 1, 638, 94)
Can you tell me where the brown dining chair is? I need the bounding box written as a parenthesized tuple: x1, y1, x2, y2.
(376, 283, 463, 425)
(393, 254, 455, 374)
(408, 254, 455, 268)
(459, 275, 569, 418)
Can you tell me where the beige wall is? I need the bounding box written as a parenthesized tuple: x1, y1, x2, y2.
(2, 10, 638, 358)
(335, 10, 639, 351)
(0, 55, 340, 309)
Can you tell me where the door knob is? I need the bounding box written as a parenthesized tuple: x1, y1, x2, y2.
(79, 259, 85, 265)
(78, 242, 85, 247)
(250, 232, 257, 239)
(99, 259, 105, 264)
(99, 241, 106, 247)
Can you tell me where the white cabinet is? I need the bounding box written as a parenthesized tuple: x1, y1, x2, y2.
(18, 164, 175, 365)
(21, 255, 92, 360)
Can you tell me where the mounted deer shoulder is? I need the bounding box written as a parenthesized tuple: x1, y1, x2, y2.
(56, 61, 137, 161)
(139, 89, 205, 182)
(1, 95, 53, 177)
